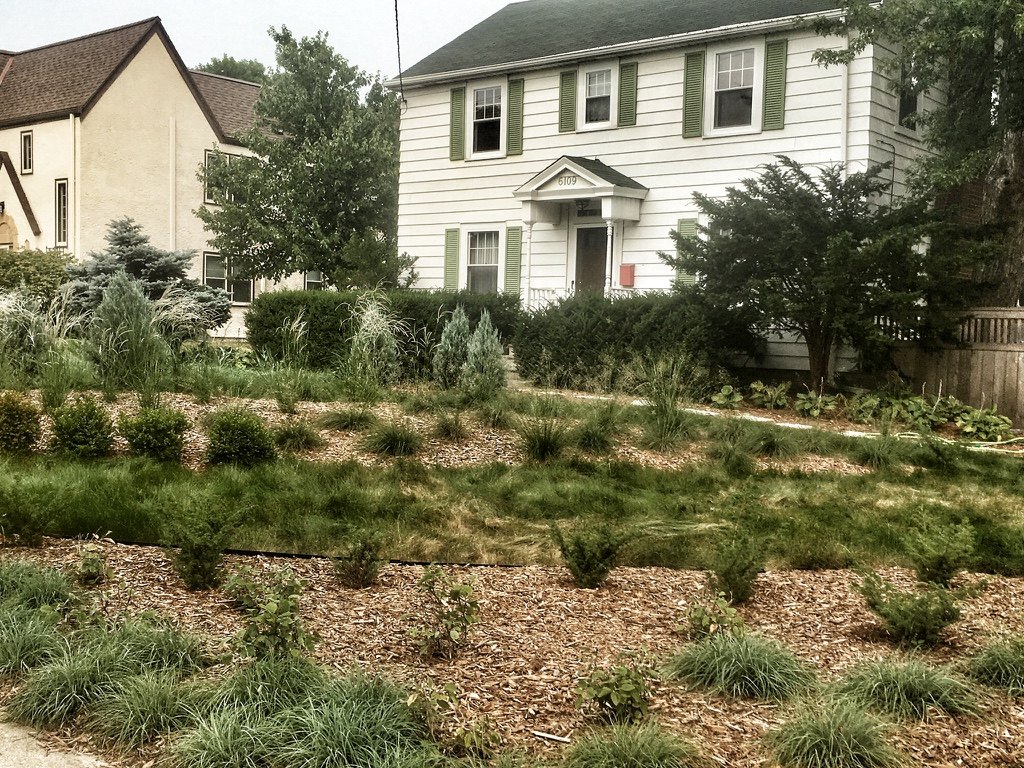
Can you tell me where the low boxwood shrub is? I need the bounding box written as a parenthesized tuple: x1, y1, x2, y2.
(50, 397, 114, 458)
(0, 392, 42, 454)
(118, 407, 189, 462)
(552, 523, 626, 589)
(205, 408, 276, 467)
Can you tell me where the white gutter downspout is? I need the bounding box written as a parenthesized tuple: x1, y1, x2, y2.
(70, 113, 79, 254)
(839, 36, 850, 177)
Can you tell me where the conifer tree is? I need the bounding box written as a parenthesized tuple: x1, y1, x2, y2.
(432, 305, 471, 390)
(461, 310, 506, 401)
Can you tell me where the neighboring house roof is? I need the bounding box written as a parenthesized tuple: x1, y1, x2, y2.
(398, 0, 842, 84)
(190, 71, 261, 142)
(0, 18, 258, 143)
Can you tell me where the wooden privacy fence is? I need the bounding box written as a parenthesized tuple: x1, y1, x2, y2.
(892, 308, 1024, 427)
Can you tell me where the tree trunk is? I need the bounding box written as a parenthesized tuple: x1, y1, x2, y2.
(803, 326, 835, 391)
(981, 129, 1024, 306)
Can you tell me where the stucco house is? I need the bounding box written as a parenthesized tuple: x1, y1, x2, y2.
(0, 18, 275, 336)
(390, 0, 938, 368)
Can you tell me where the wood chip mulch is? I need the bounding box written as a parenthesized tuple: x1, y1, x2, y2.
(6, 539, 1024, 767)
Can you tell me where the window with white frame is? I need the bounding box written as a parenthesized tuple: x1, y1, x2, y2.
(472, 86, 502, 154)
(204, 253, 253, 304)
(467, 231, 499, 294)
(20, 131, 33, 175)
(714, 48, 755, 128)
(304, 270, 324, 290)
(585, 69, 612, 124)
(54, 179, 68, 248)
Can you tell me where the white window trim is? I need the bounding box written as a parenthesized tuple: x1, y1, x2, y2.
(20, 131, 33, 175)
(577, 60, 619, 132)
(466, 78, 508, 160)
(704, 39, 765, 137)
(304, 270, 324, 290)
(203, 252, 253, 305)
(459, 225, 504, 293)
(54, 179, 69, 248)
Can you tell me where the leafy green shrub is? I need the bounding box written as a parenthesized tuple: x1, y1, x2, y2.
(334, 535, 385, 588)
(768, 698, 903, 768)
(361, 420, 423, 457)
(0, 248, 71, 302)
(50, 397, 114, 458)
(681, 588, 746, 640)
(552, 523, 626, 588)
(409, 566, 479, 659)
(576, 657, 650, 723)
(164, 495, 240, 590)
(520, 419, 569, 462)
(838, 658, 977, 720)
(205, 407, 276, 467)
(76, 543, 111, 586)
(564, 722, 705, 768)
(272, 420, 326, 452)
(118, 407, 188, 462)
(432, 305, 471, 389)
(664, 633, 815, 701)
(234, 567, 315, 660)
(315, 407, 377, 431)
(461, 309, 506, 401)
(955, 406, 1013, 442)
(794, 390, 840, 419)
(710, 384, 743, 408)
(0, 392, 41, 454)
(707, 534, 763, 605)
(856, 572, 962, 647)
(749, 380, 790, 410)
(906, 519, 975, 586)
(968, 638, 1024, 695)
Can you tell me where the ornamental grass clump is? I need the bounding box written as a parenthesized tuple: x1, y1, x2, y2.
(837, 658, 977, 720)
(769, 697, 904, 768)
(968, 638, 1024, 696)
(0, 608, 67, 677)
(563, 722, 706, 768)
(362, 420, 423, 457)
(86, 670, 200, 747)
(520, 418, 570, 462)
(272, 420, 326, 452)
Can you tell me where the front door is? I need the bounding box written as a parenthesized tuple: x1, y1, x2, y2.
(575, 226, 607, 293)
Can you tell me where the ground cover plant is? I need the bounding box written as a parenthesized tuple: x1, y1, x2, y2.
(837, 658, 977, 720)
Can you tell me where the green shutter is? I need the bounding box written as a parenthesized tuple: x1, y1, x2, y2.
(444, 229, 460, 290)
(559, 70, 577, 133)
(507, 78, 525, 155)
(674, 218, 698, 285)
(504, 226, 523, 295)
(763, 39, 788, 131)
(683, 51, 705, 138)
(449, 87, 465, 161)
(618, 62, 638, 127)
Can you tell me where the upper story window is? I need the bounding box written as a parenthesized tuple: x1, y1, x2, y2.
(898, 65, 919, 128)
(467, 231, 499, 294)
(714, 48, 755, 128)
(204, 149, 240, 204)
(204, 252, 253, 304)
(20, 131, 33, 175)
(473, 86, 502, 154)
(585, 69, 612, 124)
(573, 61, 620, 131)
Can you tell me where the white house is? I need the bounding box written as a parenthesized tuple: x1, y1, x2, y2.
(0, 18, 288, 337)
(389, 0, 938, 366)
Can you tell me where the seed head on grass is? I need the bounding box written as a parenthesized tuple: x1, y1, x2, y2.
(361, 420, 423, 457)
(664, 633, 815, 701)
(838, 658, 978, 720)
(769, 697, 904, 768)
(564, 722, 706, 768)
(968, 638, 1024, 696)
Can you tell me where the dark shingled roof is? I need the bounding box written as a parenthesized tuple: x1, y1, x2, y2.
(566, 156, 647, 190)
(402, 0, 842, 79)
(0, 18, 258, 143)
(190, 71, 261, 141)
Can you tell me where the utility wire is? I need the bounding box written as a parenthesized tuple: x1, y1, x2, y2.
(394, 0, 407, 107)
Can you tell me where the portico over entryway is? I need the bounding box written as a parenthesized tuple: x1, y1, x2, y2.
(514, 156, 647, 303)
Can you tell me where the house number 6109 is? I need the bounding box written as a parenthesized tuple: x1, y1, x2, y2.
(558, 175, 578, 186)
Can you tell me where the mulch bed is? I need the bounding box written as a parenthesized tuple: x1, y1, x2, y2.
(6, 539, 1024, 767)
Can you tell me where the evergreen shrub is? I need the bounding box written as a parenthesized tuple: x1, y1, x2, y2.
(205, 408, 276, 467)
(50, 398, 114, 458)
(118, 408, 189, 462)
(0, 392, 42, 454)
(432, 305, 471, 389)
(462, 310, 506, 400)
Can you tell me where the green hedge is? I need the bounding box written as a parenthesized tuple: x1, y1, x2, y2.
(245, 289, 521, 370)
(512, 291, 758, 389)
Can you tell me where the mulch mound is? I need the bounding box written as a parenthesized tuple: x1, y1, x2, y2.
(6, 539, 1024, 767)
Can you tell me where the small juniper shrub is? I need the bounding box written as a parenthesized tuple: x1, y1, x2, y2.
(432, 305, 472, 389)
(461, 309, 506, 402)
(906, 518, 975, 587)
(205, 407, 276, 467)
(968, 638, 1024, 695)
(573, 402, 623, 454)
(838, 658, 978, 720)
(333, 535, 385, 589)
(769, 697, 904, 768)
(409, 566, 479, 659)
(164, 495, 240, 590)
(664, 632, 816, 701)
(552, 523, 627, 589)
(576, 655, 651, 724)
(0, 392, 42, 454)
(362, 420, 423, 457)
(707, 533, 763, 605)
(434, 410, 469, 441)
(76, 542, 112, 586)
(564, 722, 705, 768)
(117, 407, 188, 462)
(272, 420, 326, 452)
(315, 407, 377, 431)
(520, 419, 569, 462)
(233, 567, 315, 660)
(682, 587, 746, 640)
(50, 397, 114, 458)
(856, 571, 964, 647)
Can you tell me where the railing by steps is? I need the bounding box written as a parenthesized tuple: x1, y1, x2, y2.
(525, 286, 640, 310)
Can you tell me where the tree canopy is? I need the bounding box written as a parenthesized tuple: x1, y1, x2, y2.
(815, 0, 1024, 304)
(660, 157, 987, 387)
(194, 55, 270, 84)
(197, 27, 411, 288)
